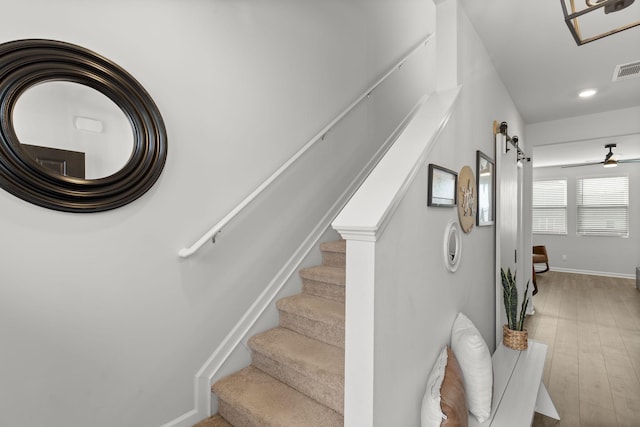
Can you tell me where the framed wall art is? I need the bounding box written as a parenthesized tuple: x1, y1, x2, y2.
(476, 150, 495, 226)
(457, 165, 476, 233)
(428, 164, 457, 207)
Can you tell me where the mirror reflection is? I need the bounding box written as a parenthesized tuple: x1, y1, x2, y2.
(444, 220, 461, 272)
(12, 81, 134, 179)
(478, 157, 493, 223)
(448, 227, 458, 263)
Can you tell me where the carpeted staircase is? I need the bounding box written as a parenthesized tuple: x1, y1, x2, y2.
(195, 240, 346, 427)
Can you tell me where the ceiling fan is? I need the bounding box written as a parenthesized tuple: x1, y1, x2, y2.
(562, 143, 640, 168)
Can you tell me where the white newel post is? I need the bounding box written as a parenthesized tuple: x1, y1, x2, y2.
(339, 236, 377, 427)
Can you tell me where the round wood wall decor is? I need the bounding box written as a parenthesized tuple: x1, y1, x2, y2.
(457, 165, 477, 233)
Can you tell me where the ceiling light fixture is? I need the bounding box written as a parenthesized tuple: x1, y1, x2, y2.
(603, 143, 618, 167)
(560, 0, 640, 45)
(578, 88, 598, 97)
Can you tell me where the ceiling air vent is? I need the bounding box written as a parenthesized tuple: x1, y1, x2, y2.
(612, 60, 640, 82)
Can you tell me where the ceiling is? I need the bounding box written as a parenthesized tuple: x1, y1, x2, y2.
(458, 0, 640, 168)
(458, 0, 640, 125)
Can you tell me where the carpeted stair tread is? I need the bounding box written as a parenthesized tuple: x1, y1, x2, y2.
(319, 239, 346, 254)
(276, 294, 344, 327)
(249, 327, 344, 381)
(300, 265, 346, 302)
(212, 366, 343, 427)
(320, 240, 346, 268)
(193, 414, 232, 427)
(249, 327, 344, 413)
(277, 294, 344, 348)
(299, 265, 345, 286)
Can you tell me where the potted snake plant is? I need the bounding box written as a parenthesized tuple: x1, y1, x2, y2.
(501, 267, 530, 350)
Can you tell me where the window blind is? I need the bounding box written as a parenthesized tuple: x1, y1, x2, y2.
(577, 176, 629, 237)
(532, 179, 567, 235)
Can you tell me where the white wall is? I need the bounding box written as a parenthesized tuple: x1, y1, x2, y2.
(0, 1, 435, 426)
(334, 3, 523, 425)
(526, 107, 640, 278)
(526, 106, 640, 145)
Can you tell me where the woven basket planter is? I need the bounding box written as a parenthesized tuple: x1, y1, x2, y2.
(503, 324, 528, 350)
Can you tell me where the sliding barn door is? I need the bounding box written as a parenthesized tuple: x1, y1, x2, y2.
(495, 127, 520, 346)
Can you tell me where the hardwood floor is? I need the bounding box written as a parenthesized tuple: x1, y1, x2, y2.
(526, 271, 640, 427)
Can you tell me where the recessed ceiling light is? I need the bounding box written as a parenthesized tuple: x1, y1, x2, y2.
(578, 89, 597, 98)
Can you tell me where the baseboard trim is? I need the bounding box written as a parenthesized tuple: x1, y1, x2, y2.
(549, 267, 635, 280)
(160, 86, 431, 427)
(159, 410, 199, 427)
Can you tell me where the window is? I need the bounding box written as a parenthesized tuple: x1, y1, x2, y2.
(532, 179, 567, 235)
(577, 176, 629, 237)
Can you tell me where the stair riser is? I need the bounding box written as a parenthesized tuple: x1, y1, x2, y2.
(322, 251, 345, 268)
(219, 397, 343, 427)
(217, 399, 255, 427)
(251, 351, 344, 415)
(302, 279, 345, 303)
(193, 415, 232, 427)
(279, 312, 345, 349)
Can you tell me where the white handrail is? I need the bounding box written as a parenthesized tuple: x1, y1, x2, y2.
(178, 34, 433, 258)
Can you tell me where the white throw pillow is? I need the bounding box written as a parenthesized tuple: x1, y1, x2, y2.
(421, 346, 448, 427)
(450, 312, 492, 422)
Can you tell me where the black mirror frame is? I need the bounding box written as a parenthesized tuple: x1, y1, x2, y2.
(0, 39, 167, 213)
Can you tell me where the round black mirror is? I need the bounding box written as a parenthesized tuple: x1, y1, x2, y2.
(0, 39, 167, 212)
